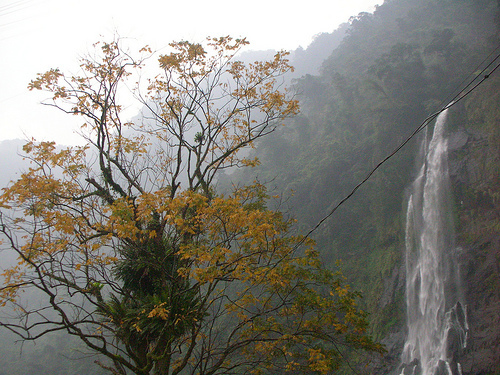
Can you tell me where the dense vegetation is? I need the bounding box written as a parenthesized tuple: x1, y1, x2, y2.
(2, 0, 500, 373)
(226, 0, 500, 359)
(0, 38, 382, 374)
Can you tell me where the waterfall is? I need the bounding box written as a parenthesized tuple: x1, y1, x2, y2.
(400, 108, 468, 375)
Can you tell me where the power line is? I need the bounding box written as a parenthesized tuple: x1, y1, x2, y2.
(439, 43, 500, 108)
(0, 0, 37, 17)
(0, 0, 49, 41)
(297, 42, 500, 246)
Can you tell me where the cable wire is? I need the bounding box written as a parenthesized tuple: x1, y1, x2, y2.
(439, 43, 500, 108)
(296, 42, 500, 246)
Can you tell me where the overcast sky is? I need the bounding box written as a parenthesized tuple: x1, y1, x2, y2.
(0, 0, 380, 145)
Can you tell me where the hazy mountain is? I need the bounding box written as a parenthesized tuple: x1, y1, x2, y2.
(2, 0, 500, 373)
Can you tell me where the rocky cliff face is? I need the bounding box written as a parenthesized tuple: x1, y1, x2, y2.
(448, 94, 500, 374)
(460, 237, 500, 374)
(371, 90, 500, 375)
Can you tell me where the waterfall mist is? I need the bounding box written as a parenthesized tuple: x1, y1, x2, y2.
(400, 108, 468, 375)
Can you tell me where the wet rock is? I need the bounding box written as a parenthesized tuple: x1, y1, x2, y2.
(445, 301, 468, 363)
(434, 360, 449, 375)
(448, 119, 500, 374)
(397, 358, 421, 375)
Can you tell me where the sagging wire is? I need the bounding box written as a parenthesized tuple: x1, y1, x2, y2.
(296, 40, 500, 246)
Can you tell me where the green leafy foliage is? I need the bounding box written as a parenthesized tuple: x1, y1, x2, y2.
(228, 0, 500, 356)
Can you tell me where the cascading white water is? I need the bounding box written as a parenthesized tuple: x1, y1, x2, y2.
(400, 108, 468, 375)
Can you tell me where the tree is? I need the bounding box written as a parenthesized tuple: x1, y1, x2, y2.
(0, 37, 383, 374)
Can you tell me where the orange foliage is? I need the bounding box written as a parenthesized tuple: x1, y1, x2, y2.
(0, 37, 382, 375)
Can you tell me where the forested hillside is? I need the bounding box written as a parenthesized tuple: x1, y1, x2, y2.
(226, 0, 500, 373)
(1, 0, 499, 373)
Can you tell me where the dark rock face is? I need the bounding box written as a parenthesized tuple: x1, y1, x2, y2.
(373, 102, 500, 375)
(399, 358, 421, 375)
(448, 114, 500, 374)
(459, 238, 500, 374)
(371, 330, 407, 375)
(435, 360, 449, 375)
(445, 302, 468, 374)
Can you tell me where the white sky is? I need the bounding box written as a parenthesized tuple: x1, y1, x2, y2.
(0, 0, 380, 145)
